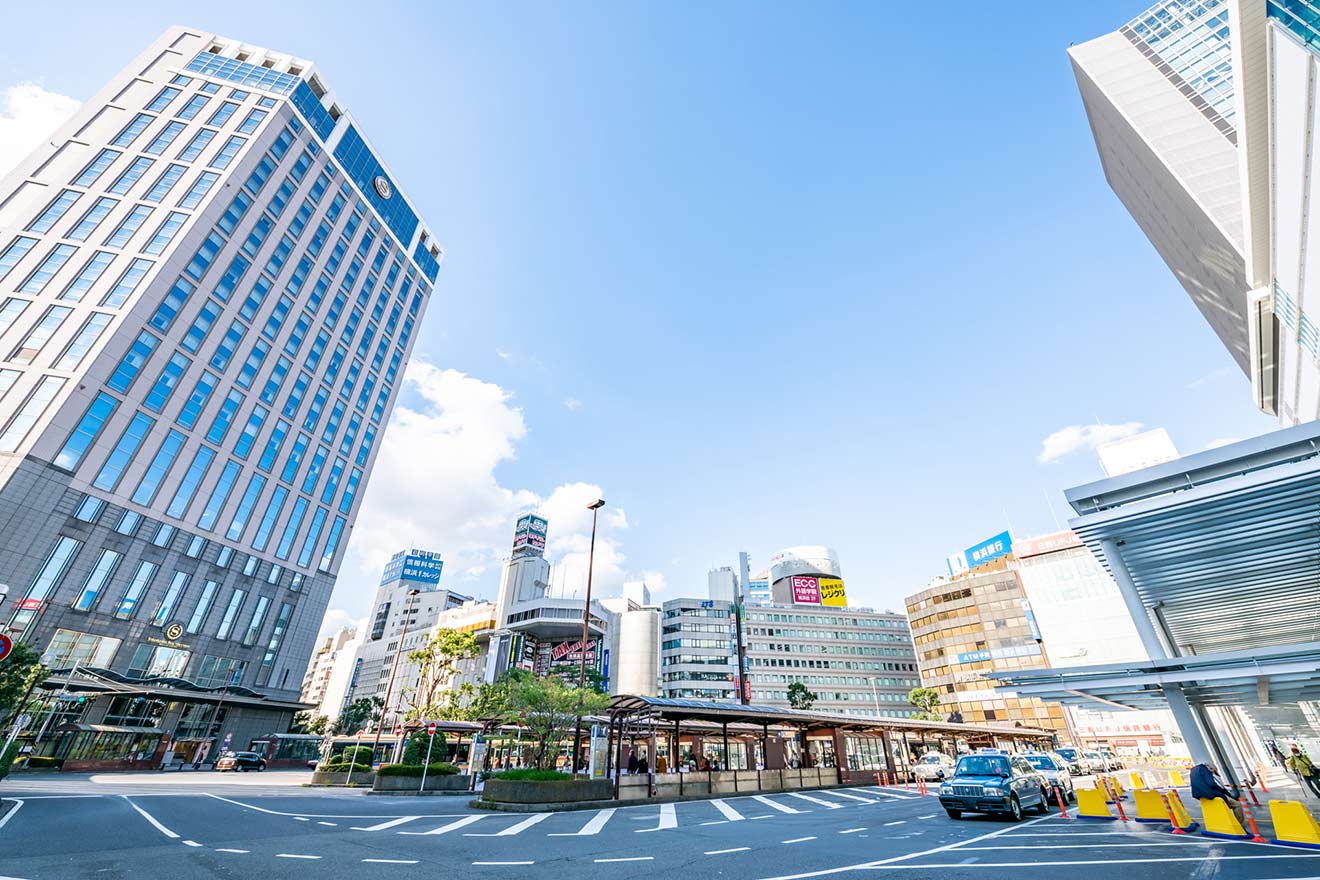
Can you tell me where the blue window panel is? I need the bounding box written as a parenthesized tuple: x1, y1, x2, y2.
(238, 108, 267, 134)
(320, 401, 345, 446)
(107, 331, 158, 393)
(229, 87, 250, 100)
(413, 240, 440, 283)
(181, 298, 222, 352)
(213, 254, 250, 302)
(258, 419, 289, 473)
(288, 201, 314, 239)
(290, 150, 314, 183)
(399, 315, 415, 349)
(186, 578, 218, 634)
(235, 340, 268, 390)
(206, 101, 240, 127)
(306, 330, 329, 371)
(319, 515, 346, 572)
(324, 189, 346, 222)
(339, 412, 361, 456)
(324, 346, 346, 384)
(275, 496, 308, 560)
(216, 191, 252, 238)
(383, 303, 401, 336)
(65, 197, 117, 243)
(264, 235, 293, 276)
(105, 205, 153, 249)
(270, 126, 296, 161)
(144, 121, 186, 156)
(19, 244, 76, 294)
(300, 445, 327, 494)
(178, 128, 216, 162)
(144, 163, 187, 203)
(333, 126, 419, 246)
(303, 388, 328, 432)
(284, 311, 312, 357)
(199, 459, 241, 530)
(320, 457, 344, 504)
(241, 214, 273, 259)
(355, 322, 377, 359)
(340, 360, 361, 401)
(292, 80, 334, 139)
(210, 320, 246, 371)
(234, 405, 267, 460)
(177, 370, 218, 429)
(177, 94, 209, 121)
(112, 113, 155, 148)
(200, 82, 220, 94)
(58, 250, 115, 302)
(7, 307, 69, 366)
(149, 277, 194, 331)
(325, 240, 347, 277)
(339, 468, 361, 514)
(326, 290, 347, 328)
(252, 485, 289, 552)
(355, 373, 376, 413)
(356, 229, 375, 261)
(152, 572, 189, 627)
(72, 549, 122, 612)
(225, 473, 266, 541)
(94, 413, 152, 492)
(172, 75, 193, 86)
(268, 179, 296, 218)
(280, 432, 309, 484)
(371, 387, 390, 424)
(101, 257, 153, 307)
(131, 429, 186, 505)
(260, 97, 280, 111)
(167, 446, 215, 518)
(184, 51, 299, 95)
(298, 506, 328, 568)
(143, 352, 190, 413)
(27, 189, 79, 233)
(147, 86, 181, 112)
(243, 155, 277, 196)
(55, 312, 113, 370)
(144, 211, 188, 255)
(113, 560, 157, 620)
(107, 157, 153, 196)
(259, 357, 290, 406)
(209, 135, 247, 170)
(282, 371, 310, 419)
(73, 148, 121, 187)
(239, 275, 272, 323)
(177, 171, 220, 209)
(0, 236, 38, 282)
(54, 392, 118, 470)
(262, 296, 292, 341)
(355, 424, 376, 466)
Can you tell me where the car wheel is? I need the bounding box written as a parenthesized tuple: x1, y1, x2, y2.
(1008, 795, 1023, 822)
(1036, 788, 1050, 814)
(945, 809, 962, 819)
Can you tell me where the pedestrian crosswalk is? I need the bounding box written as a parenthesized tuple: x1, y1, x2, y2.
(350, 785, 925, 839)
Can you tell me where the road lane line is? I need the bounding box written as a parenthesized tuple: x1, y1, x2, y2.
(753, 795, 803, 814)
(276, 853, 321, 859)
(363, 859, 420, 864)
(203, 793, 462, 819)
(783, 836, 817, 844)
(400, 815, 484, 836)
(917, 814, 937, 819)
(635, 802, 677, 833)
(711, 799, 745, 821)
(963, 842, 1218, 849)
(707, 847, 752, 855)
(869, 855, 1320, 869)
(466, 813, 550, 836)
(850, 787, 915, 800)
(474, 861, 535, 866)
(549, 808, 615, 836)
(701, 820, 728, 826)
(0, 800, 23, 831)
(596, 857, 654, 862)
(826, 791, 877, 804)
(317, 821, 337, 826)
(788, 793, 841, 809)
(122, 796, 179, 839)
(182, 840, 202, 847)
(884, 821, 906, 826)
(293, 817, 309, 822)
(215, 848, 249, 853)
(749, 815, 773, 820)
(352, 816, 420, 831)
(840, 828, 866, 834)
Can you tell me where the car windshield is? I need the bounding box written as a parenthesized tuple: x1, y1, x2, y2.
(1085, 751, 1102, 758)
(1023, 756, 1054, 770)
(957, 756, 1009, 776)
(921, 755, 943, 764)
(1056, 748, 1077, 758)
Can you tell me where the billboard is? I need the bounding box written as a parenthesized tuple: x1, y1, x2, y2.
(513, 514, 549, 554)
(819, 577, 847, 606)
(379, 548, 443, 585)
(946, 530, 1012, 576)
(1014, 530, 1083, 559)
(790, 576, 821, 605)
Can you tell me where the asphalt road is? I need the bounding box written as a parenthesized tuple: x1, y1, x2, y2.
(3, 773, 1319, 880)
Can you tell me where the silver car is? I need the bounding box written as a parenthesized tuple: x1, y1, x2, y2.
(913, 752, 956, 782)
(1021, 752, 1074, 803)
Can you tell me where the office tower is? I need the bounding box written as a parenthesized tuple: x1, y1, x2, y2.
(660, 597, 739, 701)
(299, 624, 355, 715)
(707, 566, 737, 603)
(1072, 0, 1320, 424)
(0, 26, 442, 765)
(622, 580, 652, 607)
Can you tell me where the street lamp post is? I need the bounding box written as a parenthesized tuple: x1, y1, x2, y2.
(370, 588, 420, 767)
(571, 498, 605, 776)
(868, 676, 882, 718)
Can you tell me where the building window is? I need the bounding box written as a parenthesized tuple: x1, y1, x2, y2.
(71, 549, 121, 612)
(151, 278, 194, 332)
(178, 129, 216, 162)
(73, 495, 105, 523)
(27, 189, 80, 233)
(9, 307, 71, 365)
(215, 546, 233, 568)
(58, 251, 115, 301)
(101, 257, 154, 308)
(186, 579, 219, 634)
(197, 655, 246, 688)
(146, 86, 181, 112)
(177, 171, 219, 209)
(73, 148, 121, 187)
(19, 244, 76, 294)
(144, 163, 187, 203)
(127, 644, 190, 679)
(152, 523, 175, 548)
(260, 602, 294, 671)
(319, 516, 346, 572)
(242, 595, 270, 646)
(198, 460, 241, 530)
(215, 588, 247, 640)
(44, 628, 120, 668)
(252, 486, 288, 552)
(233, 406, 266, 460)
(181, 298, 222, 353)
(142, 352, 190, 413)
(107, 157, 153, 196)
(130, 429, 185, 506)
(143, 211, 188, 255)
(225, 474, 266, 541)
(166, 446, 214, 518)
(107, 331, 159, 393)
(115, 509, 141, 537)
(105, 204, 153, 249)
(274, 497, 307, 560)
(185, 534, 205, 558)
(209, 135, 246, 170)
(0, 376, 65, 452)
(19, 535, 83, 609)
(152, 571, 189, 626)
(177, 94, 210, 121)
(298, 507, 328, 569)
(144, 121, 186, 156)
(176, 370, 218, 430)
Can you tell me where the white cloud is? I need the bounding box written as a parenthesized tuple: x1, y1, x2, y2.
(0, 83, 80, 178)
(563, 396, 582, 411)
(316, 608, 363, 641)
(1205, 437, 1241, 450)
(1038, 421, 1144, 463)
(496, 349, 511, 360)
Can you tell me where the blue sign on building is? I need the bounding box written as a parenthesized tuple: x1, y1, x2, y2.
(380, 548, 444, 585)
(947, 530, 1013, 575)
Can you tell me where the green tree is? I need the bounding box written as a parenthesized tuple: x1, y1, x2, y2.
(507, 675, 609, 770)
(907, 686, 943, 721)
(401, 728, 448, 765)
(0, 641, 43, 727)
(334, 696, 383, 735)
(787, 682, 817, 710)
(291, 711, 329, 735)
(404, 628, 480, 721)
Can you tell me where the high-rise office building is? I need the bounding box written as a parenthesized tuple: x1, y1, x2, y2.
(660, 597, 739, 701)
(299, 624, 355, 716)
(1072, 0, 1320, 424)
(0, 27, 442, 766)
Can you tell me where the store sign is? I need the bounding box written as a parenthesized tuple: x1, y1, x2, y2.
(819, 577, 847, 606)
(513, 514, 550, 554)
(791, 576, 821, 605)
(947, 530, 1012, 576)
(17, 598, 42, 611)
(1014, 530, 1083, 559)
(550, 638, 596, 662)
(380, 549, 443, 585)
(956, 643, 1040, 664)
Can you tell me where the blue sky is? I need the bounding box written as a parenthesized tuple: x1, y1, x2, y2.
(0, 1, 1278, 628)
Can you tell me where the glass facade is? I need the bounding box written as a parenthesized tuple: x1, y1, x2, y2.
(1122, 0, 1236, 140)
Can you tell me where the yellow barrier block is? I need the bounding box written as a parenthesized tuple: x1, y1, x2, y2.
(1269, 800, 1320, 849)
(1076, 786, 1116, 821)
(1199, 797, 1248, 839)
(1134, 788, 1170, 823)
(1169, 769, 1186, 787)
(1168, 790, 1197, 831)
(1129, 771, 1147, 790)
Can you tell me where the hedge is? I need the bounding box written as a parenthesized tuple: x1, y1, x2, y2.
(0, 743, 17, 780)
(375, 762, 460, 777)
(338, 746, 374, 765)
(320, 762, 372, 774)
(487, 768, 572, 781)
(21, 756, 61, 769)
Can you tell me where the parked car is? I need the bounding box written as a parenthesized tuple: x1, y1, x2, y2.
(214, 751, 267, 772)
(1053, 747, 1088, 776)
(306, 758, 318, 769)
(1099, 749, 1125, 770)
(1021, 752, 1075, 803)
(1083, 750, 1111, 773)
(938, 753, 1052, 821)
(913, 752, 956, 782)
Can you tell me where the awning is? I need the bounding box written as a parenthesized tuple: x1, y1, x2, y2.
(38, 667, 314, 712)
(54, 723, 165, 735)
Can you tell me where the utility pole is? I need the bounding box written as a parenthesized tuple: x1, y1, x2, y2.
(571, 499, 605, 775)
(734, 552, 749, 705)
(371, 588, 420, 766)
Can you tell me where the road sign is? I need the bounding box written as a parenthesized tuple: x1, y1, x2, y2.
(426, 722, 437, 735)
(0, 633, 11, 663)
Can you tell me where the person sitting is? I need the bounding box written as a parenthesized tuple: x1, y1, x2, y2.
(1191, 761, 1244, 825)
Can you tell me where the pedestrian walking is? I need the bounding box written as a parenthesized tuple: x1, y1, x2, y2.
(1191, 761, 1244, 825)
(1288, 744, 1320, 798)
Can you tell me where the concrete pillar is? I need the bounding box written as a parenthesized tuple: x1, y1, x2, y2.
(1098, 538, 1168, 661)
(1163, 685, 1213, 766)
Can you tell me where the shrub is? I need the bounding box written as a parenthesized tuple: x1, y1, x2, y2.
(375, 762, 460, 777)
(21, 756, 61, 769)
(401, 730, 448, 765)
(319, 762, 372, 774)
(0, 743, 18, 781)
(488, 768, 572, 782)
(338, 745, 373, 765)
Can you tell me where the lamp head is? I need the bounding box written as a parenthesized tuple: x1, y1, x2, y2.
(588, 499, 605, 510)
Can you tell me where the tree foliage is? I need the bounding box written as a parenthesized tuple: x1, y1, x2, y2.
(907, 686, 943, 721)
(291, 711, 329, 735)
(0, 641, 43, 727)
(404, 628, 480, 721)
(401, 728, 448, 765)
(334, 697, 383, 735)
(506, 674, 609, 770)
(787, 681, 817, 711)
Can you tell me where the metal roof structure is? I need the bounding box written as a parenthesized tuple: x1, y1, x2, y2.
(42, 667, 313, 712)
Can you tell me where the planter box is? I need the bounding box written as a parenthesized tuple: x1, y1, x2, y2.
(373, 773, 470, 792)
(482, 778, 614, 804)
(309, 770, 376, 787)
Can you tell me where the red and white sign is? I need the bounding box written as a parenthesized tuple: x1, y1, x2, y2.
(1014, 530, 1084, 559)
(551, 638, 596, 661)
(427, 722, 437, 736)
(17, 598, 42, 611)
(791, 576, 821, 605)
(0, 633, 12, 664)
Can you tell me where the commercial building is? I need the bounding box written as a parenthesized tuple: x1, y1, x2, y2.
(299, 625, 354, 717)
(1071, 0, 1320, 424)
(0, 27, 441, 768)
(905, 532, 1068, 733)
(659, 597, 739, 701)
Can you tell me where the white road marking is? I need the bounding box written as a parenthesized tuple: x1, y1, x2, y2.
(293, 816, 309, 822)
(788, 793, 841, 809)
(884, 821, 906, 826)
(964, 841, 1218, 850)
(783, 836, 818, 844)
(701, 820, 728, 826)
(870, 855, 1320, 869)
(596, 857, 654, 862)
(8, 795, 102, 800)
(917, 814, 937, 819)
(826, 791, 877, 804)
(840, 828, 866, 834)
(474, 861, 535, 866)
(203, 793, 462, 819)
(363, 859, 420, 864)
(214, 848, 249, 853)
(401, 815, 485, 836)
(707, 847, 752, 855)
(181, 840, 202, 847)
(317, 821, 337, 826)
(467, 813, 550, 836)
(275, 854, 321, 859)
(122, 796, 179, 839)
(851, 787, 916, 800)
(636, 802, 677, 832)
(711, 799, 745, 821)
(0, 800, 23, 831)
(549, 808, 615, 836)
(353, 816, 420, 832)
(754, 795, 803, 814)
(749, 815, 773, 820)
